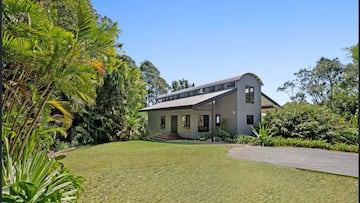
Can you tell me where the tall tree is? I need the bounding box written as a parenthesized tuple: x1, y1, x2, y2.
(171, 79, 194, 92)
(277, 45, 358, 120)
(278, 57, 344, 106)
(312, 57, 344, 108)
(118, 54, 137, 68)
(332, 44, 359, 119)
(139, 60, 169, 105)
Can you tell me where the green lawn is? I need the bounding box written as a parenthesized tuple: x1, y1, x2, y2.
(61, 141, 357, 202)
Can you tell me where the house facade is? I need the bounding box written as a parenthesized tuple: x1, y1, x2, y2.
(140, 73, 279, 139)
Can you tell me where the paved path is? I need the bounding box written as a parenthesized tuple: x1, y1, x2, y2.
(228, 145, 358, 177)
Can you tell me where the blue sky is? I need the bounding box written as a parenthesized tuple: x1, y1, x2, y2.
(91, 0, 358, 105)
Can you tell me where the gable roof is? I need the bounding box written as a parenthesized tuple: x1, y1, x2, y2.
(261, 92, 281, 108)
(140, 88, 236, 111)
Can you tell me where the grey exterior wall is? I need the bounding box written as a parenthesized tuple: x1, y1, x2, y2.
(147, 92, 238, 139)
(147, 74, 262, 138)
(236, 74, 262, 135)
(212, 91, 237, 135)
(148, 109, 211, 139)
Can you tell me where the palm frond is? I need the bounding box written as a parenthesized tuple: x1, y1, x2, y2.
(89, 60, 106, 76)
(47, 100, 73, 129)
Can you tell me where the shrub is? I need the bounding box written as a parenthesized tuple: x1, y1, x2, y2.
(2, 138, 83, 202)
(262, 102, 358, 145)
(332, 143, 359, 152)
(198, 129, 235, 142)
(53, 140, 71, 151)
(271, 137, 358, 152)
(215, 128, 232, 141)
(251, 123, 274, 146)
(236, 135, 256, 144)
(199, 132, 212, 141)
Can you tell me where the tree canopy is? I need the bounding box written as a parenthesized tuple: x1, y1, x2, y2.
(139, 60, 170, 105)
(171, 79, 195, 92)
(277, 45, 358, 120)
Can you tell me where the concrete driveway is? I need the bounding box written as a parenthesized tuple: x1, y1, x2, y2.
(228, 145, 358, 177)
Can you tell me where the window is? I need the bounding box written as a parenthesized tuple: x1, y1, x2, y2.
(182, 115, 191, 128)
(225, 82, 235, 89)
(215, 114, 221, 126)
(209, 86, 215, 92)
(215, 84, 225, 91)
(198, 115, 209, 132)
(160, 116, 165, 129)
(246, 115, 254, 125)
(245, 86, 255, 103)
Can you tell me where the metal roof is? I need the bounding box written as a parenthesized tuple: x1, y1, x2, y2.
(157, 73, 263, 99)
(261, 92, 281, 107)
(140, 88, 235, 111)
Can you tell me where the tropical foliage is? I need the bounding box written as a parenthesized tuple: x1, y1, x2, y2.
(2, 0, 119, 157)
(250, 123, 274, 146)
(272, 45, 359, 149)
(262, 103, 358, 145)
(2, 138, 83, 202)
(2, 0, 119, 201)
(68, 57, 147, 144)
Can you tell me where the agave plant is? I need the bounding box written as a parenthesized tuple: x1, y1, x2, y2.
(251, 123, 274, 146)
(2, 137, 83, 202)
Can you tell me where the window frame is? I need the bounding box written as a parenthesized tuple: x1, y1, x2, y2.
(198, 115, 210, 132)
(215, 114, 221, 126)
(182, 115, 191, 128)
(246, 115, 254, 125)
(160, 116, 166, 129)
(245, 86, 255, 103)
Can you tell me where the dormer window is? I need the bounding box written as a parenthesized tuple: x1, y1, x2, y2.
(245, 86, 254, 103)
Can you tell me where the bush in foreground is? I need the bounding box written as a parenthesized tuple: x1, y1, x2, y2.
(262, 102, 358, 145)
(199, 129, 236, 142)
(2, 138, 83, 202)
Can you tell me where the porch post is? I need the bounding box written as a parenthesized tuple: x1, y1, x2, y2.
(212, 100, 215, 142)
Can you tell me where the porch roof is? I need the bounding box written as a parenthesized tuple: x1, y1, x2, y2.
(140, 88, 236, 111)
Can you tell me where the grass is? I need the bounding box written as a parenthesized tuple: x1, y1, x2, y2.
(61, 141, 357, 202)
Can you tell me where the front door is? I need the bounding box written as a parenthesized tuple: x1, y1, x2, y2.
(171, 116, 178, 134)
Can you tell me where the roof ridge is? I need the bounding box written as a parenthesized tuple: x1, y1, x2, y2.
(158, 74, 244, 99)
(158, 72, 263, 99)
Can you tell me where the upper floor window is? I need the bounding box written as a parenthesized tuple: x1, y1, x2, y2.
(245, 86, 254, 103)
(215, 84, 225, 91)
(225, 82, 235, 89)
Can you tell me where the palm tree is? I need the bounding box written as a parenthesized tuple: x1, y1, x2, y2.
(2, 0, 120, 201)
(2, 0, 120, 158)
